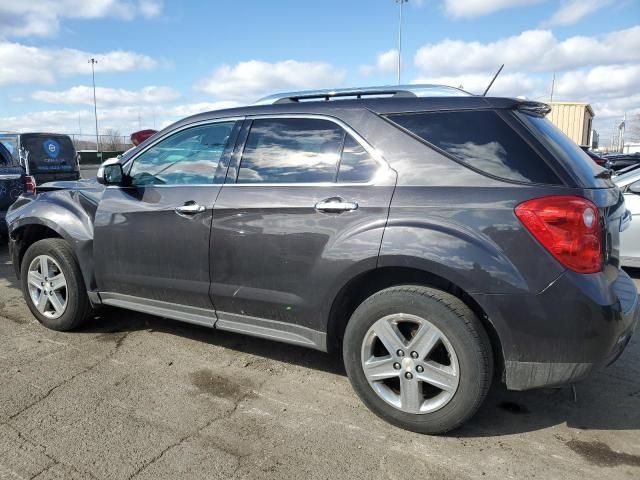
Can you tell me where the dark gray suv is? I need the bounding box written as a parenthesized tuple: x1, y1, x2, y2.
(6, 85, 638, 433)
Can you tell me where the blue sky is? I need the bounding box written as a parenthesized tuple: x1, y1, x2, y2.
(1, 0, 639, 142)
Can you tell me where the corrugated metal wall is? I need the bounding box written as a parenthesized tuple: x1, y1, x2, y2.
(547, 103, 593, 145)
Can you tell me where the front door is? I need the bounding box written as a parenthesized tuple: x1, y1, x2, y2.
(211, 116, 395, 339)
(94, 120, 239, 317)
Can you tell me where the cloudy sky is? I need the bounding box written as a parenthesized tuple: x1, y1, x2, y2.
(1, 0, 639, 142)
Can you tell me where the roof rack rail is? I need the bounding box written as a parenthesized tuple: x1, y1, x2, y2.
(253, 84, 471, 105)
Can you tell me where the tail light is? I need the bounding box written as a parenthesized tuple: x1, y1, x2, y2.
(24, 175, 36, 195)
(515, 196, 602, 274)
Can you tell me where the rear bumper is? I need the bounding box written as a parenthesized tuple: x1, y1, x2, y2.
(476, 269, 639, 390)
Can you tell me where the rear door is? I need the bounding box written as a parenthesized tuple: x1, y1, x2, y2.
(210, 115, 396, 339)
(0, 142, 25, 212)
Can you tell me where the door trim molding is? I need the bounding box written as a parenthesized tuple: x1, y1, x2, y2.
(96, 292, 327, 351)
(215, 311, 327, 351)
(99, 292, 216, 327)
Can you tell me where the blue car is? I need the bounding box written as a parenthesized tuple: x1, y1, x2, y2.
(0, 141, 34, 239)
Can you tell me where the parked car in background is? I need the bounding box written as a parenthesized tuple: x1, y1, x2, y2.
(0, 133, 80, 184)
(130, 129, 158, 146)
(0, 141, 35, 240)
(605, 152, 640, 171)
(579, 145, 610, 168)
(614, 167, 640, 267)
(5, 85, 638, 434)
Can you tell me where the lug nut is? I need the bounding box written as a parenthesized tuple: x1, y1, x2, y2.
(41, 282, 45, 286)
(405, 372, 413, 380)
(410, 351, 419, 359)
(416, 365, 424, 373)
(397, 350, 405, 357)
(393, 362, 401, 370)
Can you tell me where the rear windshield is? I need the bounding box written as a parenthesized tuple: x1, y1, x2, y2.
(21, 135, 78, 173)
(387, 110, 562, 185)
(514, 112, 604, 185)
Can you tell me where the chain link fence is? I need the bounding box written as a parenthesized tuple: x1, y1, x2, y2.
(68, 133, 133, 152)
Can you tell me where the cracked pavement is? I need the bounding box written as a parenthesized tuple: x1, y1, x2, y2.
(0, 245, 639, 479)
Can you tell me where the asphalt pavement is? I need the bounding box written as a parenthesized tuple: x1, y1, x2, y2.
(0, 246, 639, 479)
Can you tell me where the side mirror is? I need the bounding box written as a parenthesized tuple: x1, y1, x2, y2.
(628, 181, 640, 195)
(97, 160, 124, 185)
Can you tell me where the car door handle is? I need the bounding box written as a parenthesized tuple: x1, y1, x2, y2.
(315, 199, 359, 213)
(175, 202, 206, 216)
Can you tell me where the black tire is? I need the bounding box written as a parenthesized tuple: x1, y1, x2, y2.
(20, 238, 92, 331)
(343, 285, 493, 434)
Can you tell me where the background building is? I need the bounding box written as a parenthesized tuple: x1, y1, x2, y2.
(546, 102, 595, 147)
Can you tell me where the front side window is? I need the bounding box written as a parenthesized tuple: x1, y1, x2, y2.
(388, 110, 561, 185)
(237, 118, 344, 184)
(129, 122, 235, 186)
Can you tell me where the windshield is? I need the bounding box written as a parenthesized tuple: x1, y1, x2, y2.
(20, 134, 78, 173)
(0, 134, 20, 161)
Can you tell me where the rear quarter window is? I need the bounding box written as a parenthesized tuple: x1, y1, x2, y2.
(387, 110, 562, 185)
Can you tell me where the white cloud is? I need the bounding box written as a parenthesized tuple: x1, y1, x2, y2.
(0, 0, 162, 37)
(555, 64, 640, 100)
(543, 0, 613, 27)
(194, 60, 347, 101)
(414, 25, 640, 75)
(0, 101, 239, 135)
(360, 49, 399, 76)
(0, 42, 158, 86)
(443, 0, 543, 18)
(32, 85, 180, 106)
(412, 72, 543, 97)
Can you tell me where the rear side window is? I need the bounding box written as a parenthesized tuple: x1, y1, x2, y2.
(388, 110, 561, 184)
(237, 118, 344, 183)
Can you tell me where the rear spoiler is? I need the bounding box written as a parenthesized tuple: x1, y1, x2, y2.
(515, 101, 551, 117)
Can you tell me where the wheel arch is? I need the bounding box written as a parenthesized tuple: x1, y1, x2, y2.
(10, 217, 95, 292)
(326, 264, 505, 380)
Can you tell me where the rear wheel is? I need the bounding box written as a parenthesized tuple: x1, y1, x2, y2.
(21, 238, 92, 331)
(343, 285, 492, 434)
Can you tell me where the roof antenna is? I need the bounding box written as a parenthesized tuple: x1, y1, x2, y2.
(482, 64, 504, 96)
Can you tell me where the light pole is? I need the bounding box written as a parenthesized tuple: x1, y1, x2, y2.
(88, 58, 100, 155)
(396, 0, 408, 85)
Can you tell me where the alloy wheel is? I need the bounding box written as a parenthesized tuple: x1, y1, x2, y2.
(27, 255, 68, 319)
(361, 313, 460, 414)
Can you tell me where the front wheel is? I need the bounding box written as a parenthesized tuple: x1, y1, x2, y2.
(343, 285, 493, 434)
(20, 238, 92, 331)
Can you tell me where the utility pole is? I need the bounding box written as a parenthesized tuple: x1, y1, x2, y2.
(549, 72, 555, 102)
(396, 0, 408, 85)
(88, 58, 100, 155)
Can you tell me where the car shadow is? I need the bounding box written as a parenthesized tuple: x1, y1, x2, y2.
(79, 305, 640, 436)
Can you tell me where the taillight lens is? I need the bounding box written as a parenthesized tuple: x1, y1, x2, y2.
(515, 196, 602, 274)
(24, 175, 36, 195)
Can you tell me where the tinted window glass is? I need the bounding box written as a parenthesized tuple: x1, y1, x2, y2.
(0, 142, 19, 166)
(21, 134, 77, 173)
(0, 135, 19, 162)
(388, 110, 561, 184)
(338, 135, 378, 183)
(129, 122, 235, 186)
(237, 118, 344, 184)
(515, 112, 600, 180)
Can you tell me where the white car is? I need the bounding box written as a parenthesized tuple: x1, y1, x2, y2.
(614, 167, 640, 267)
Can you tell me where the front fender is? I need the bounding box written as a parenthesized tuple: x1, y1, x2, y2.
(7, 190, 98, 291)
